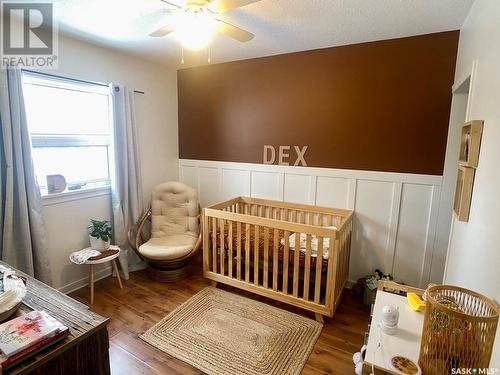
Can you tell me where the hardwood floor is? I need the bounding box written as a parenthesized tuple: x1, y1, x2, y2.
(70, 263, 369, 375)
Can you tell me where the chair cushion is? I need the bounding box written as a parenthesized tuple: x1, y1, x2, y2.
(139, 234, 198, 261)
(151, 182, 199, 240)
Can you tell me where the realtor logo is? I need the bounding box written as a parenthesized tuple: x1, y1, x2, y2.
(1, 1, 58, 68)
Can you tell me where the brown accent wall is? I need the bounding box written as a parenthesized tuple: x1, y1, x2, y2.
(178, 31, 459, 175)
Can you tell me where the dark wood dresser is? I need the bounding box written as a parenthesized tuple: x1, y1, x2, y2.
(1, 261, 110, 374)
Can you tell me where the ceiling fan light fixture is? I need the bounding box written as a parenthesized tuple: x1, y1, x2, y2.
(172, 8, 217, 50)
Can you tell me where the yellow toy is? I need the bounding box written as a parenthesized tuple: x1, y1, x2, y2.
(407, 292, 426, 312)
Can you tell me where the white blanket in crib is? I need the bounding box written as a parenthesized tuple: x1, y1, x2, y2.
(280, 226, 337, 259)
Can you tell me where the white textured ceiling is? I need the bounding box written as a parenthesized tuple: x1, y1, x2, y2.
(50, 0, 474, 68)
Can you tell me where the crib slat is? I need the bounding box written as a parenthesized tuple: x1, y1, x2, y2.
(283, 230, 290, 293)
(263, 227, 269, 288)
(245, 223, 250, 282)
(340, 229, 346, 292)
(212, 217, 217, 273)
(342, 230, 347, 291)
(236, 222, 242, 280)
(292, 232, 300, 297)
(254, 225, 260, 285)
(325, 233, 338, 310)
(220, 219, 225, 276)
(203, 213, 209, 272)
(335, 235, 342, 301)
(314, 237, 324, 303)
(303, 234, 312, 300)
(273, 228, 279, 291)
(228, 221, 233, 278)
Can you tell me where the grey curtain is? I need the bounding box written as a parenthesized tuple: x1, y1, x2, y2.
(0, 68, 51, 284)
(110, 84, 144, 280)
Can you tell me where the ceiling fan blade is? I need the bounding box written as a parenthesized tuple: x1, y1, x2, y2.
(150, 24, 177, 37)
(217, 20, 254, 42)
(159, 0, 183, 9)
(211, 0, 261, 13)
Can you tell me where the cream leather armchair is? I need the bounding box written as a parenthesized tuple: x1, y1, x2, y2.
(128, 181, 201, 282)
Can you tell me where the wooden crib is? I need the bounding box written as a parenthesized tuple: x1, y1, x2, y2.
(202, 196, 353, 321)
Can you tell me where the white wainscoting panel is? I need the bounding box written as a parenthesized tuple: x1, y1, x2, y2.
(180, 159, 446, 287)
(251, 171, 283, 200)
(283, 174, 315, 204)
(198, 166, 220, 207)
(179, 165, 197, 191)
(351, 180, 395, 281)
(222, 168, 251, 198)
(316, 176, 352, 209)
(392, 184, 434, 287)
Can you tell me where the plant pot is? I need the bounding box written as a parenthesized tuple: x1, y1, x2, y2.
(363, 286, 377, 305)
(89, 235, 110, 251)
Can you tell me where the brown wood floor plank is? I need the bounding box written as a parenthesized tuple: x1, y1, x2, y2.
(112, 331, 202, 375)
(109, 342, 162, 375)
(70, 261, 369, 375)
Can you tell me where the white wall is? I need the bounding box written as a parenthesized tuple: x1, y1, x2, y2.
(443, 0, 500, 367)
(39, 34, 178, 291)
(180, 159, 445, 289)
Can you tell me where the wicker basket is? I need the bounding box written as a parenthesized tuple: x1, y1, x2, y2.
(418, 285, 499, 374)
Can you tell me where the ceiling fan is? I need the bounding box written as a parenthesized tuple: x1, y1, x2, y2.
(150, 0, 261, 50)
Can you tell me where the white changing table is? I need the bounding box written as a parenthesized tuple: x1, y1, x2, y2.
(363, 282, 425, 375)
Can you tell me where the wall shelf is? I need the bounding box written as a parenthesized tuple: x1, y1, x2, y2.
(458, 120, 483, 168)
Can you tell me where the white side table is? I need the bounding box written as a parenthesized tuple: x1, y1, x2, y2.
(83, 247, 123, 304)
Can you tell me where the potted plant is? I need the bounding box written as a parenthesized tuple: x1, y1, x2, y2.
(88, 219, 112, 251)
(362, 269, 393, 305)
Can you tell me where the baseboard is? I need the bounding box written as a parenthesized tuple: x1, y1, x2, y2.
(58, 266, 112, 295)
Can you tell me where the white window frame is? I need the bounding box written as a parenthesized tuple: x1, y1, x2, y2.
(21, 71, 113, 205)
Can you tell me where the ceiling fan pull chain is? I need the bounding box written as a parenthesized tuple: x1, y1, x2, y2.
(181, 47, 185, 64)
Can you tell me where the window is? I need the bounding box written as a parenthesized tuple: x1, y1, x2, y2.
(21, 71, 113, 196)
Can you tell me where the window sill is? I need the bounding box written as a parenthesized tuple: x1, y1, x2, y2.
(41, 185, 111, 206)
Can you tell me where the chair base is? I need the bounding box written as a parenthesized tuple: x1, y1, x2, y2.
(146, 260, 192, 282)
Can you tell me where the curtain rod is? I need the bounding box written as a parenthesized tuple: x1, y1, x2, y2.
(21, 69, 145, 95)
